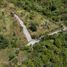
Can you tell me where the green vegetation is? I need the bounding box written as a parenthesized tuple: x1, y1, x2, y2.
(0, 0, 67, 67)
(21, 32, 67, 67)
(8, 0, 67, 24)
(29, 22, 37, 32)
(0, 35, 8, 49)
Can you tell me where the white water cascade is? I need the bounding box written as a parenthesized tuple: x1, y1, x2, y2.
(13, 14, 40, 46)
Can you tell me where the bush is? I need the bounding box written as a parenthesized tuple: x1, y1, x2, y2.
(29, 22, 37, 32)
(0, 35, 8, 49)
(9, 54, 15, 61)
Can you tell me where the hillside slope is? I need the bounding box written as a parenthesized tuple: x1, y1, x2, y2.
(0, 0, 67, 67)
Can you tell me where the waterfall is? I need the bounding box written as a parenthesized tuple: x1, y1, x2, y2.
(13, 14, 39, 46)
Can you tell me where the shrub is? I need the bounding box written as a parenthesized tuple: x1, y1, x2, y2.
(0, 35, 8, 49)
(29, 22, 37, 32)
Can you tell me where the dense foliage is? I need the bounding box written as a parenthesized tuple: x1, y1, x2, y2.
(7, 0, 67, 25)
(21, 32, 67, 67)
(0, 35, 8, 49)
(0, 0, 67, 67)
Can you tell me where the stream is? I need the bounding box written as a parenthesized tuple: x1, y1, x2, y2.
(13, 13, 67, 46)
(13, 14, 39, 46)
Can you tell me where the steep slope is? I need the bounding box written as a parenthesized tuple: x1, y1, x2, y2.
(0, 0, 67, 67)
